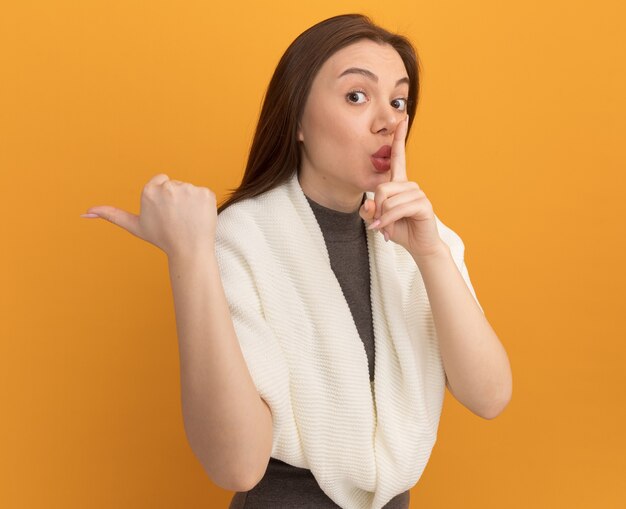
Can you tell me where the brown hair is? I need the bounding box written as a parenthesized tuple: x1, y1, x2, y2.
(217, 13, 421, 214)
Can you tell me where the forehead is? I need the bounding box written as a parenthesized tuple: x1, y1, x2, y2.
(319, 39, 408, 79)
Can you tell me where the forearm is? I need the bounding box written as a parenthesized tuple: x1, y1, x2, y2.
(167, 250, 272, 490)
(411, 241, 512, 419)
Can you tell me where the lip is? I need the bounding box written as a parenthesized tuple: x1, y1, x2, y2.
(371, 145, 392, 172)
(370, 156, 391, 172)
(372, 145, 392, 158)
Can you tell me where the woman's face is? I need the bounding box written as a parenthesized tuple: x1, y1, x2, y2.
(297, 39, 410, 212)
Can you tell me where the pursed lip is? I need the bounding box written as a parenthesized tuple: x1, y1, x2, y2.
(372, 145, 392, 158)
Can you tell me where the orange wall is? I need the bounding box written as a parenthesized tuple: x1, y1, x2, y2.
(1, 1, 625, 507)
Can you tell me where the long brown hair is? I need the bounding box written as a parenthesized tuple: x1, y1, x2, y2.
(217, 13, 421, 214)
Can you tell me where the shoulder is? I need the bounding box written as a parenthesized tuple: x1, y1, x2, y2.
(214, 199, 267, 282)
(433, 213, 466, 270)
(434, 213, 465, 252)
(216, 176, 297, 240)
(215, 184, 291, 252)
(216, 198, 257, 234)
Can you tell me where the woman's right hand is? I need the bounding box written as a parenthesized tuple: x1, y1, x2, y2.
(81, 173, 218, 259)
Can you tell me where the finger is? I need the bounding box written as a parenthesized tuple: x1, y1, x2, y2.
(359, 198, 376, 223)
(368, 188, 422, 232)
(372, 181, 412, 220)
(83, 205, 141, 237)
(367, 200, 419, 232)
(148, 173, 170, 186)
(390, 115, 409, 183)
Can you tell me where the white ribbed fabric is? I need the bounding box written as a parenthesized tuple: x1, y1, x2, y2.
(214, 171, 482, 509)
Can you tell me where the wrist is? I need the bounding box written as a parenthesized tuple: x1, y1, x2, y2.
(409, 240, 451, 266)
(167, 244, 216, 266)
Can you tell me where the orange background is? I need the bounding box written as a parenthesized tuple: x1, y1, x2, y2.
(2, 0, 625, 507)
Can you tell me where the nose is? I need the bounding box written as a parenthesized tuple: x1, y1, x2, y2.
(371, 103, 402, 136)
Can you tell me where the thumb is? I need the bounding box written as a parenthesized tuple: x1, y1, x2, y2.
(359, 198, 376, 224)
(82, 205, 141, 238)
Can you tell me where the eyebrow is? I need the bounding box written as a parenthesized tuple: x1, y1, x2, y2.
(338, 67, 409, 87)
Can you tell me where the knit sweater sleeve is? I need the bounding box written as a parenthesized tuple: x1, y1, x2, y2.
(213, 208, 293, 457)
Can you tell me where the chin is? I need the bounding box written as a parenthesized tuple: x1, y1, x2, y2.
(363, 171, 390, 190)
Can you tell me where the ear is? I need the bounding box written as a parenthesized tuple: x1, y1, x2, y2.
(297, 122, 304, 142)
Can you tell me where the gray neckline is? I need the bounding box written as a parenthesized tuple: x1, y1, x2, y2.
(305, 194, 367, 239)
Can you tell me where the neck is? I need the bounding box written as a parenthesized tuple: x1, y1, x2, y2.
(297, 170, 363, 213)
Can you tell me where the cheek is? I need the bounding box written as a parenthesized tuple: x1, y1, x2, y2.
(307, 109, 362, 154)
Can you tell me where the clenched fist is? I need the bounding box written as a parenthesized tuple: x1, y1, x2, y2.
(81, 173, 217, 258)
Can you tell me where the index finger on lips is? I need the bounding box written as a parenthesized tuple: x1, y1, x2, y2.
(390, 115, 409, 183)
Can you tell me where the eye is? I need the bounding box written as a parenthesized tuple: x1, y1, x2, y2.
(391, 98, 409, 112)
(346, 90, 368, 104)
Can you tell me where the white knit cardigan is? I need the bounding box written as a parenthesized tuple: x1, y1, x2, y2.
(214, 171, 482, 509)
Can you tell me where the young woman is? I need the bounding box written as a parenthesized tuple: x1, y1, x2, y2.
(82, 13, 512, 509)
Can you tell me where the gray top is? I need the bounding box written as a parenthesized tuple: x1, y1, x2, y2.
(307, 192, 376, 383)
(229, 192, 410, 509)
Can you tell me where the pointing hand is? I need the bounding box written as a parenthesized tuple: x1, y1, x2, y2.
(81, 173, 218, 259)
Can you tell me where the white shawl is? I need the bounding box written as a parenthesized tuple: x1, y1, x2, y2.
(214, 171, 482, 509)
